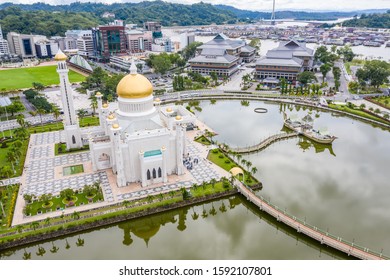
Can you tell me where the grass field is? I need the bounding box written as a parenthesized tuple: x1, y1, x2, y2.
(0, 65, 86, 91)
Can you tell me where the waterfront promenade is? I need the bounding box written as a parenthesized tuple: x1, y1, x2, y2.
(235, 180, 387, 260)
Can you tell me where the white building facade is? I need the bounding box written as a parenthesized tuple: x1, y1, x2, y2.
(89, 61, 195, 187)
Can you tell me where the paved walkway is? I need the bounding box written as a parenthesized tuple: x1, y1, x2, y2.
(11, 120, 230, 226)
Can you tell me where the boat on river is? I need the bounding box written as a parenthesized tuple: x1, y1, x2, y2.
(283, 112, 337, 144)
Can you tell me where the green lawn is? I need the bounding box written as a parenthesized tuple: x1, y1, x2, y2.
(372, 96, 390, 110)
(328, 104, 389, 124)
(194, 135, 212, 145)
(0, 185, 19, 229)
(207, 148, 259, 187)
(79, 116, 99, 127)
(0, 65, 86, 91)
(63, 164, 84, 176)
(0, 138, 28, 178)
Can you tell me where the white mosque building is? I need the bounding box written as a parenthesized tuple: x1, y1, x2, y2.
(54, 50, 196, 188)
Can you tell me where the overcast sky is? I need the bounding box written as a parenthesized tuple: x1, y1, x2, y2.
(1, 0, 389, 12)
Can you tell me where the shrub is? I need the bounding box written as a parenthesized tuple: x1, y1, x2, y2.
(225, 160, 230, 164)
(218, 155, 224, 159)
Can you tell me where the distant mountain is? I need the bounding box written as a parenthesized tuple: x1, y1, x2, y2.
(0, 1, 389, 37)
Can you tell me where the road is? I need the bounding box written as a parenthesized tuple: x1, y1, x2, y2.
(217, 66, 255, 91)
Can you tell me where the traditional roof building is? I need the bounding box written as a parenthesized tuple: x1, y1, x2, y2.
(255, 40, 314, 84)
(189, 34, 255, 77)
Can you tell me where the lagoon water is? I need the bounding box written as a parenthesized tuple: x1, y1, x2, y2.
(1, 100, 389, 260)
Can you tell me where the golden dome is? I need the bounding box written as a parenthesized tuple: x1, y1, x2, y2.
(112, 123, 120, 129)
(107, 114, 115, 120)
(54, 49, 67, 61)
(166, 107, 173, 113)
(154, 98, 161, 102)
(116, 73, 153, 99)
(102, 103, 108, 109)
(175, 115, 182, 121)
(95, 92, 102, 97)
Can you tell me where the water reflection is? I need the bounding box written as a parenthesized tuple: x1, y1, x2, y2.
(1, 195, 352, 260)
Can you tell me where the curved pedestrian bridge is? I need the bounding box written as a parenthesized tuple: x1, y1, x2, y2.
(235, 180, 387, 260)
(227, 132, 299, 154)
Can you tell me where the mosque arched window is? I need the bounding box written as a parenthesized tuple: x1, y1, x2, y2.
(152, 168, 157, 179)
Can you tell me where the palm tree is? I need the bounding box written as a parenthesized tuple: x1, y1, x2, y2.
(16, 114, 26, 128)
(241, 159, 247, 168)
(210, 178, 216, 189)
(0, 165, 13, 185)
(71, 211, 80, 220)
(5, 151, 17, 174)
(37, 108, 46, 127)
(246, 161, 252, 171)
(236, 154, 242, 165)
(14, 127, 29, 140)
(90, 97, 98, 117)
(146, 195, 153, 203)
(251, 167, 258, 177)
(77, 109, 88, 122)
(30, 221, 39, 231)
(191, 211, 199, 220)
(169, 190, 175, 198)
(52, 107, 61, 129)
(16, 225, 24, 233)
(44, 217, 51, 226)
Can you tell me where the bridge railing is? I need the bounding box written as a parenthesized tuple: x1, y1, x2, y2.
(235, 180, 388, 260)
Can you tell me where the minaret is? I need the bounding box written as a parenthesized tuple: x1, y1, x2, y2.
(175, 116, 185, 176)
(55, 49, 83, 149)
(111, 123, 126, 187)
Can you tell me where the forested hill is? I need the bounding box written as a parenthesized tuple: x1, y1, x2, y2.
(1, 1, 389, 38)
(342, 11, 390, 28)
(215, 4, 356, 21)
(0, 1, 237, 37)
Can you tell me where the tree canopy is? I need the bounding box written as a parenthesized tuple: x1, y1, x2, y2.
(356, 60, 390, 88)
(297, 71, 317, 86)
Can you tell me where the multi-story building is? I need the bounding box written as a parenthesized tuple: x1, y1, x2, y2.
(76, 33, 94, 57)
(35, 40, 59, 59)
(126, 30, 153, 53)
(255, 40, 314, 84)
(64, 30, 92, 50)
(189, 33, 255, 76)
(0, 25, 10, 55)
(92, 24, 127, 60)
(152, 37, 173, 53)
(6, 32, 46, 58)
(179, 32, 195, 51)
(144, 22, 162, 39)
(109, 55, 148, 72)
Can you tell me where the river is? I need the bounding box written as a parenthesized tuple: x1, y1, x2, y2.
(1, 100, 389, 260)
